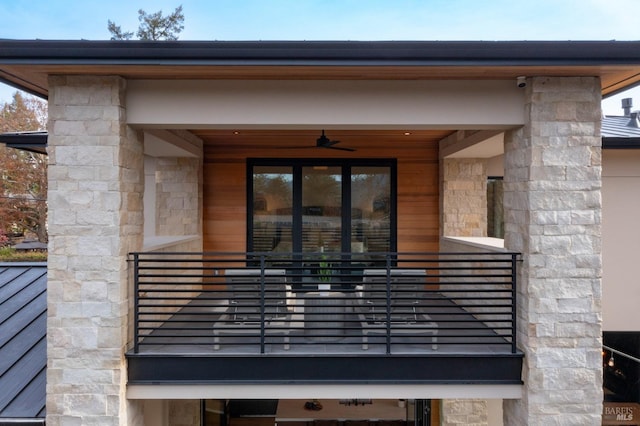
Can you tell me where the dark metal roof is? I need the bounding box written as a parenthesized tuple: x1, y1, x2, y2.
(0, 263, 46, 422)
(0, 132, 47, 155)
(12, 241, 47, 251)
(602, 115, 640, 148)
(0, 40, 640, 66)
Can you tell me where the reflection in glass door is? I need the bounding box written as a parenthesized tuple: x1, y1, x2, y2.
(351, 166, 391, 254)
(251, 166, 293, 253)
(302, 166, 342, 254)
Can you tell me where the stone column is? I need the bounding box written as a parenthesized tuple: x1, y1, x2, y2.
(47, 76, 144, 425)
(441, 158, 488, 237)
(502, 77, 603, 425)
(441, 399, 488, 426)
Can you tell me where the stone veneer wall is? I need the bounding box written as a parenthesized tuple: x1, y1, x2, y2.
(441, 158, 487, 237)
(441, 399, 488, 426)
(47, 75, 144, 425)
(502, 77, 603, 425)
(155, 130, 203, 237)
(156, 157, 200, 235)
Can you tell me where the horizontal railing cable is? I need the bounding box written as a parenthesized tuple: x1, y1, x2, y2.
(129, 251, 519, 355)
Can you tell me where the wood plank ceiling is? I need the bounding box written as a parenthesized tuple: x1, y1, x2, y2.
(190, 129, 456, 151)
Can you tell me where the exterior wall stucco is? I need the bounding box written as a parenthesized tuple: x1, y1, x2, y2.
(602, 149, 640, 331)
(126, 80, 525, 128)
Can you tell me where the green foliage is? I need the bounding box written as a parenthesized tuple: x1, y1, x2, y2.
(0, 246, 47, 262)
(318, 254, 332, 282)
(107, 21, 134, 40)
(108, 5, 185, 41)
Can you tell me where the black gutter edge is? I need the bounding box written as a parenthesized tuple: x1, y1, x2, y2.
(0, 420, 46, 426)
(0, 40, 640, 65)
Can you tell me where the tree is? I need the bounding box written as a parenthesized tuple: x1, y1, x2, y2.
(108, 5, 184, 41)
(0, 92, 48, 243)
(0, 92, 45, 132)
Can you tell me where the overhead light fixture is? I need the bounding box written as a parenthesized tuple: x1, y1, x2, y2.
(609, 354, 615, 367)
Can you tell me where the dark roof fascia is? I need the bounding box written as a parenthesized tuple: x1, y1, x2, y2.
(0, 132, 47, 154)
(1, 40, 640, 67)
(602, 137, 640, 149)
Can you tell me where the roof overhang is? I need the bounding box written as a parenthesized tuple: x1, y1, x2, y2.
(602, 137, 640, 149)
(1, 40, 640, 99)
(0, 131, 47, 154)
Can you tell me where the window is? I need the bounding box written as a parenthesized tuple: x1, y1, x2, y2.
(487, 177, 504, 238)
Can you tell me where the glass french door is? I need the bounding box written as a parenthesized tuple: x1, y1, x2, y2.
(249, 159, 395, 256)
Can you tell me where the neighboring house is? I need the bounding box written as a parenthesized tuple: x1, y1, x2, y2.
(0, 263, 46, 426)
(600, 103, 640, 413)
(1, 40, 639, 426)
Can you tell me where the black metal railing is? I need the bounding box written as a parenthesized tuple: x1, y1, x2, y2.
(130, 251, 519, 354)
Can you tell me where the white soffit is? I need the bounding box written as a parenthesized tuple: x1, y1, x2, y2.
(128, 384, 523, 400)
(446, 133, 504, 158)
(144, 129, 200, 157)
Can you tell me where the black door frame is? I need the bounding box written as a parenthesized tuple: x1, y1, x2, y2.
(247, 158, 398, 254)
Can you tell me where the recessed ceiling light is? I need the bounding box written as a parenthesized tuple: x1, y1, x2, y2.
(233, 131, 240, 135)
(404, 132, 411, 136)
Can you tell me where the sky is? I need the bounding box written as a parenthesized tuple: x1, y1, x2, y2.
(1, 0, 640, 115)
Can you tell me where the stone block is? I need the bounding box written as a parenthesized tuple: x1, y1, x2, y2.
(63, 393, 106, 416)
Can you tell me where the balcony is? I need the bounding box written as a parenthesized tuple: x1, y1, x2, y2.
(126, 251, 523, 386)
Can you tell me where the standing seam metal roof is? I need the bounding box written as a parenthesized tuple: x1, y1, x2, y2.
(0, 263, 46, 423)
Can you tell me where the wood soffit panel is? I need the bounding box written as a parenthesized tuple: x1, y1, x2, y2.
(192, 129, 454, 149)
(2, 63, 640, 98)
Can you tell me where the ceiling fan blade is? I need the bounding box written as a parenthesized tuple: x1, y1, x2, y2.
(327, 145, 356, 152)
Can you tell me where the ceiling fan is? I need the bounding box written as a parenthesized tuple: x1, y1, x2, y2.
(276, 130, 356, 152)
(315, 130, 355, 152)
